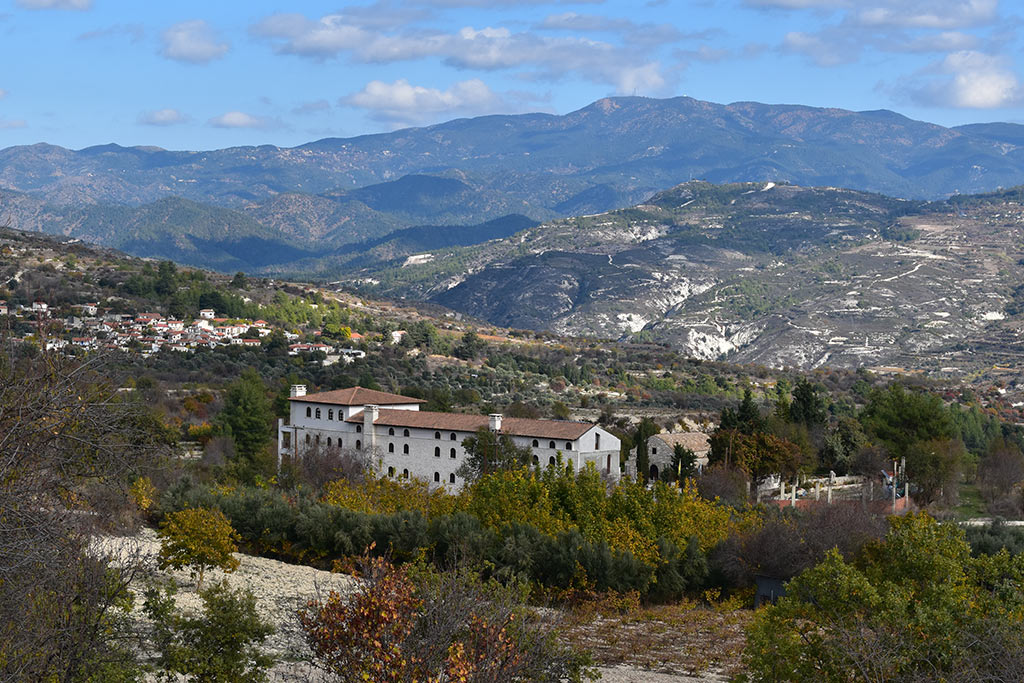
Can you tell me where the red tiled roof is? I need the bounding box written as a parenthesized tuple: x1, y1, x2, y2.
(292, 386, 426, 406)
(651, 432, 711, 453)
(345, 408, 594, 440)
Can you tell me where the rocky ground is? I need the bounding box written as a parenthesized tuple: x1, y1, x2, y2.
(101, 530, 728, 682)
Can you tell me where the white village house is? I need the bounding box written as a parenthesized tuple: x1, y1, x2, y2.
(278, 386, 621, 490)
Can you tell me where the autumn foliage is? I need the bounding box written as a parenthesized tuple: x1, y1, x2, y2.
(158, 507, 241, 589)
(298, 554, 595, 682)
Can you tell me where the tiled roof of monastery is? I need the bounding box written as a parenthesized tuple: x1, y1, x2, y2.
(291, 386, 426, 406)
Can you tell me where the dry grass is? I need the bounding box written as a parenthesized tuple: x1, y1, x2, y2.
(562, 598, 753, 680)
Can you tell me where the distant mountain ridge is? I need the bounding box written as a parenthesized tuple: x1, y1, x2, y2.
(5, 95, 1024, 273)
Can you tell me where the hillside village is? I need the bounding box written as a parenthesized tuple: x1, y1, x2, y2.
(11, 297, 372, 359)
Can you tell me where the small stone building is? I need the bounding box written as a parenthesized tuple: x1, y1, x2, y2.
(645, 432, 711, 480)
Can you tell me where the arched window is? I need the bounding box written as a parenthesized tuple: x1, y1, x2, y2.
(532, 439, 539, 447)
(356, 439, 361, 450)
(450, 432, 457, 441)
(315, 434, 320, 444)
(595, 433, 600, 449)
(315, 408, 321, 419)
(450, 448, 456, 459)
(403, 429, 410, 437)
(434, 472, 440, 482)
(449, 473, 456, 483)
(403, 444, 409, 454)
(305, 434, 311, 444)
(402, 468, 409, 479)
(328, 409, 333, 421)
(548, 441, 555, 449)
(338, 439, 342, 449)
(356, 424, 362, 433)
(388, 427, 395, 436)
(650, 464, 659, 480)
(326, 437, 332, 447)
(306, 406, 311, 418)
(434, 446, 441, 458)
(565, 442, 572, 450)
(532, 455, 539, 465)
(387, 466, 394, 477)
(388, 443, 394, 453)
(548, 456, 555, 466)
(434, 431, 441, 439)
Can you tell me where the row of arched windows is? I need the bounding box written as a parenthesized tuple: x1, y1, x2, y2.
(387, 442, 411, 454)
(530, 439, 573, 450)
(304, 432, 361, 450)
(433, 447, 458, 458)
(386, 467, 457, 484)
(305, 406, 339, 421)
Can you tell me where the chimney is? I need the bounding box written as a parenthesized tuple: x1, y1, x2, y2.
(489, 413, 502, 432)
(290, 384, 307, 398)
(364, 405, 379, 450)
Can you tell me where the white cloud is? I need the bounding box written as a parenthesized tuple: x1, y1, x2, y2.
(746, 0, 998, 29)
(138, 108, 189, 126)
(341, 78, 552, 126)
(16, 0, 91, 9)
(161, 20, 229, 64)
(0, 89, 6, 99)
(251, 13, 673, 95)
(341, 78, 510, 124)
(0, 118, 27, 129)
(208, 111, 276, 129)
(855, 0, 997, 29)
(905, 50, 1023, 108)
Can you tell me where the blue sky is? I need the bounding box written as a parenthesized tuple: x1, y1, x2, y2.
(1, 0, 1022, 150)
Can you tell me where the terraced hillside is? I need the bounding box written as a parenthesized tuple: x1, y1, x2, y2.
(352, 182, 1024, 373)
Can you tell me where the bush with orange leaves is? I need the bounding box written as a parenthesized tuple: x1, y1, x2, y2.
(297, 553, 597, 682)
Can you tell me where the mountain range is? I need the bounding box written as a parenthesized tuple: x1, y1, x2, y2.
(5, 96, 1024, 273)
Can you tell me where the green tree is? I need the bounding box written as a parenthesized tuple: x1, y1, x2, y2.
(158, 508, 241, 589)
(743, 513, 1024, 682)
(720, 388, 765, 434)
(144, 580, 274, 682)
(457, 427, 534, 482)
(664, 443, 698, 482)
(708, 430, 804, 481)
(216, 368, 273, 474)
(905, 437, 967, 505)
(861, 384, 955, 460)
(551, 401, 571, 420)
(454, 330, 486, 360)
(155, 260, 178, 297)
(633, 417, 660, 483)
(789, 378, 826, 428)
(261, 329, 288, 357)
(230, 271, 247, 289)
